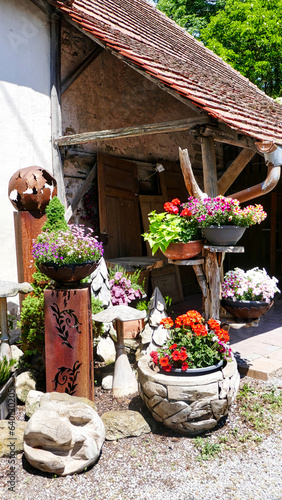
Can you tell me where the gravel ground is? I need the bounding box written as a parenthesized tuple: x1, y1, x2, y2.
(0, 374, 281, 500)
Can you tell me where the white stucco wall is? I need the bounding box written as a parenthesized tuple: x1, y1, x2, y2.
(0, 0, 52, 291)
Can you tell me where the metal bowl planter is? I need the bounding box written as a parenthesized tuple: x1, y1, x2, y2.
(202, 226, 246, 246)
(163, 240, 203, 260)
(38, 261, 100, 284)
(138, 355, 240, 436)
(0, 374, 17, 419)
(221, 298, 274, 320)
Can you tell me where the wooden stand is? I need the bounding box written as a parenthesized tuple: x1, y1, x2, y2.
(169, 246, 244, 320)
(44, 285, 94, 401)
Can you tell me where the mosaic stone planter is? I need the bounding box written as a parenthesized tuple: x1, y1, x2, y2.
(138, 355, 240, 436)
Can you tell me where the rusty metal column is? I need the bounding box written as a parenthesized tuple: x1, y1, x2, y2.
(44, 284, 94, 401)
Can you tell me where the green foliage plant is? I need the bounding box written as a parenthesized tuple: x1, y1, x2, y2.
(0, 356, 17, 386)
(143, 198, 201, 255)
(91, 297, 105, 338)
(42, 196, 68, 232)
(19, 270, 51, 357)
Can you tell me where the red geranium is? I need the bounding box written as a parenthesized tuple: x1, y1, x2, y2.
(164, 202, 179, 214)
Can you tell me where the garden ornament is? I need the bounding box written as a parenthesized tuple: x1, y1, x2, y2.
(92, 306, 146, 397)
(0, 281, 33, 360)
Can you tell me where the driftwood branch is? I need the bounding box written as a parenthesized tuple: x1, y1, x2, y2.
(65, 164, 97, 222)
(179, 147, 207, 199)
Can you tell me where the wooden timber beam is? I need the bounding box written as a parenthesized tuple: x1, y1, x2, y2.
(201, 136, 218, 197)
(195, 123, 259, 152)
(50, 11, 67, 207)
(65, 163, 97, 222)
(61, 46, 103, 94)
(55, 116, 210, 147)
(217, 148, 256, 195)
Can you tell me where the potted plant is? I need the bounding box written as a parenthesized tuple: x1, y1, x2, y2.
(138, 310, 239, 436)
(0, 356, 17, 419)
(182, 195, 267, 245)
(108, 266, 146, 338)
(221, 267, 280, 319)
(143, 198, 203, 259)
(32, 197, 104, 283)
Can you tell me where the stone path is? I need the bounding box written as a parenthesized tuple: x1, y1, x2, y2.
(172, 295, 282, 381)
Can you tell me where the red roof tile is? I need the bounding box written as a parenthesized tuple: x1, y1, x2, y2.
(49, 0, 282, 145)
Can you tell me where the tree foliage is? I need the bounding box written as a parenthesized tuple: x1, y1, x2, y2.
(201, 0, 282, 97)
(157, 0, 282, 97)
(156, 0, 226, 37)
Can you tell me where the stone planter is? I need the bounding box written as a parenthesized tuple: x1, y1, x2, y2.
(138, 355, 240, 436)
(0, 374, 17, 420)
(38, 261, 99, 284)
(221, 298, 274, 320)
(163, 240, 203, 260)
(202, 226, 246, 246)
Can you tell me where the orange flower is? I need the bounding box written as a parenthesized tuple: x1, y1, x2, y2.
(207, 319, 220, 332)
(169, 343, 177, 350)
(160, 317, 174, 329)
(191, 323, 207, 336)
(159, 356, 170, 367)
(186, 310, 203, 323)
(179, 351, 188, 361)
(181, 362, 189, 371)
(217, 328, 230, 342)
(171, 350, 181, 361)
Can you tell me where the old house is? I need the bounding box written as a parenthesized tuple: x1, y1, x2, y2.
(1, 0, 282, 309)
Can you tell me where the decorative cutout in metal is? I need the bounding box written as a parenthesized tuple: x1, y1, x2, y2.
(52, 360, 82, 395)
(50, 303, 82, 349)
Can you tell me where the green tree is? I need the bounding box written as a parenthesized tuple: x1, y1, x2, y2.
(156, 0, 226, 37)
(201, 0, 282, 97)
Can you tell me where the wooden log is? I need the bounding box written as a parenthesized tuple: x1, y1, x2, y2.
(55, 117, 209, 147)
(179, 148, 206, 199)
(217, 149, 256, 195)
(204, 250, 221, 319)
(65, 163, 97, 222)
(51, 12, 66, 207)
(201, 136, 218, 197)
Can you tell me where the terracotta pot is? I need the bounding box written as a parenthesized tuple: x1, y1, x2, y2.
(202, 226, 246, 246)
(221, 298, 274, 320)
(38, 261, 99, 284)
(163, 240, 203, 260)
(120, 318, 145, 339)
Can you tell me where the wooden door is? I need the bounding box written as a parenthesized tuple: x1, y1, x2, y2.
(97, 153, 142, 259)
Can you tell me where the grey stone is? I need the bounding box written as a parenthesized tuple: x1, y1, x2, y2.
(15, 371, 36, 403)
(0, 420, 26, 457)
(152, 325, 170, 346)
(92, 305, 146, 323)
(142, 379, 167, 399)
(163, 406, 191, 426)
(167, 382, 219, 402)
(25, 390, 44, 418)
(210, 399, 228, 419)
(96, 336, 116, 364)
(152, 399, 188, 420)
(101, 410, 151, 440)
(24, 399, 105, 476)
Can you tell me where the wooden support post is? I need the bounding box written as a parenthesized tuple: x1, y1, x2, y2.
(50, 12, 66, 207)
(218, 149, 256, 195)
(201, 136, 218, 197)
(65, 164, 97, 222)
(179, 148, 206, 199)
(204, 250, 221, 319)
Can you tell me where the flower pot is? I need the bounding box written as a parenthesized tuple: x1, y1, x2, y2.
(160, 359, 223, 375)
(138, 355, 239, 436)
(38, 261, 100, 284)
(202, 226, 246, 246)
(120, 318, 145, 339)
(163, 240, 203, 260)
(0, 374, 16, 420)
(221, 298, 274, 320)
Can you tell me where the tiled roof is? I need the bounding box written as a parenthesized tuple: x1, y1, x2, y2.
(50, 0, 282, 145)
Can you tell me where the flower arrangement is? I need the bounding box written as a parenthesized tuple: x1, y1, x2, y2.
(32, 197, 103, 266)
(108, 266, 145, 306)
(32, 224, 104, 265)
(182, 195, 267, 227)
(143, 198, 201, 254)
(150, 310, 232, 372)
(222, 267, 280, 303)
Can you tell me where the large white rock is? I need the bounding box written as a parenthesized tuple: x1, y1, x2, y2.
(24, 398, 105, 476)
(15, 371, 36, 403)
(96, 336, 116, 364)
(25, 390, 44, 418)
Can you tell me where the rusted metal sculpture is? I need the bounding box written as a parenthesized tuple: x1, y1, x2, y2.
(8, 166, 57, 213)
